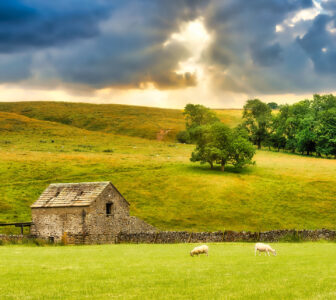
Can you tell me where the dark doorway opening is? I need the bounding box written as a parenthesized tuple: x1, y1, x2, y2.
(106, 203, 112, 215)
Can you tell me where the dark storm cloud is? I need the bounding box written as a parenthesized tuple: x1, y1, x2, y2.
(0, 53, 32, 82)
(0, 0, 205, 88)
(202, 0, 320, 94)
(297, 14, 336, 74)
(48, 0, 206, 89)
(1, 0, 336, 94)
(250, 42, 283, 66)
(0, 0, 36, 22)
(0, 0, 114, 53)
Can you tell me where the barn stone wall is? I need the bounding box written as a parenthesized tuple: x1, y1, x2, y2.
(31, 207, 84, 239)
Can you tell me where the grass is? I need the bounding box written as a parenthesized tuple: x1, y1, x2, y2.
(0, 112, 336, 231)
(1, 243, 336, 299)
(1, 110, 336, 232)
(0, 101, 242, 141)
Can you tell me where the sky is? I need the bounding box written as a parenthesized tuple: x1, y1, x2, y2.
(0, 0, 335, 108)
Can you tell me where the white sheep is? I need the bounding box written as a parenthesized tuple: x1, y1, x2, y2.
(190, 245, 209, 257)
(255, 243, 277, 256)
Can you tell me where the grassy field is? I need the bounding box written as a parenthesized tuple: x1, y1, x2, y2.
(1, 109, 336, 232)
(0, 101, 242, 141)
(1, 243, 336, 299)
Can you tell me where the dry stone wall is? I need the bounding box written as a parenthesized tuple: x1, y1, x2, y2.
(116, 229, 336, 243)
(2, 229, 336, 245)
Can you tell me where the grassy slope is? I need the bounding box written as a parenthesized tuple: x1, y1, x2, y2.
(1, 111, 336, 232)
(1, 243, 336, 299)
(0, 101, 242, 141)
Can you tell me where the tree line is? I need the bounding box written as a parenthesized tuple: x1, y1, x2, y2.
(177, 94, 336, 171)
(242, 94, 336, 157)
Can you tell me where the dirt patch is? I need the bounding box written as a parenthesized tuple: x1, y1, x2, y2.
(156, 129, 172, 141)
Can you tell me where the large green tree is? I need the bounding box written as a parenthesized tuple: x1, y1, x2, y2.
(313, 94, 336, 157)
(180, 104, 219, 143)
(242, 99, 272, 149)
(190, 123, 255, 171)
(183, 104, 219, 130)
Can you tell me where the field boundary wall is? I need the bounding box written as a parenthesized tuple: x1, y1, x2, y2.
(1, 229, 336, 244)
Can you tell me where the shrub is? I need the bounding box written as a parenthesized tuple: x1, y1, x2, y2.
(176, 130, 191, 144)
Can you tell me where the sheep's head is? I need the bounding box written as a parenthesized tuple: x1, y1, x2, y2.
(273, 250, 277, 256)
(190, 251, 194, 257)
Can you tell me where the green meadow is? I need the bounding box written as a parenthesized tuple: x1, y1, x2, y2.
(1, 103, 336, 232)
(1, 243, 336, 299)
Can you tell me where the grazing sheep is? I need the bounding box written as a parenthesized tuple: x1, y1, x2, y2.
(255, 243, 277, 256)
(190, 245, 209, 257)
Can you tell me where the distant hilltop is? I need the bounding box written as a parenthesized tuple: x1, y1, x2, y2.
(0, 101, 242, 142)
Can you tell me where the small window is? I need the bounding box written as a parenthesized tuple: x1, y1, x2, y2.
(54, 191, 60, 197)
(106, 203, 112, 215)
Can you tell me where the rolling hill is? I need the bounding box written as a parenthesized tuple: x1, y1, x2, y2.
(0, 101, 242, 141)
(0, 103, 336, 233)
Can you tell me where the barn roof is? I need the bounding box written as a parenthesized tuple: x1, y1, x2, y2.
(31, 181, 128, 208)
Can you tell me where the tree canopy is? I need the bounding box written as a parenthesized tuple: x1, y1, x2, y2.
(189, 122, 255, 171)
(179, 104, 255, 171)
(179, 104, 219, 143)
(242, 99, 272, 149)
(243, 94, 336, 157)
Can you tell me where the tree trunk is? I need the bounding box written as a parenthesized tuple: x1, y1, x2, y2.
(210, 162, 213, 169)
(257, 141, 261, 149)
(221, 164, 225, 172)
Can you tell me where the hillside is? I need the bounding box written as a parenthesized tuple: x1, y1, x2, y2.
(1, 110, 336, 232)
(0, 102, 242, 141)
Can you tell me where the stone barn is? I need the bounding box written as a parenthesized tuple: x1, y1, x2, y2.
(30, 181, 155, 244)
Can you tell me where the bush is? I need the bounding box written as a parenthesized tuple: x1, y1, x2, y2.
(176, 130, 191, 144)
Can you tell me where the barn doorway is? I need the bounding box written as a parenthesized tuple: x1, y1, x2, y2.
(106, 203, 113, 216)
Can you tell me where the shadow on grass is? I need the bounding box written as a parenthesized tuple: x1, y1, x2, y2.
(182, 164, 255, 175)
(258, 147, 336, 160)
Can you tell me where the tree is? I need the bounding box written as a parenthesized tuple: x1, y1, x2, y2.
(312, 94, 336, 157)
(267, 113, 287, 151)
(190, 123, 255, 171)
(176, 130, 191, 144)
(242, 99, 272, 149)
(190, 125, 217, 169)
(182, 104, 219, 142)
(296, 116, 316, 155)
(229, 128, 256, 169)
(267, 102, 279, 110)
